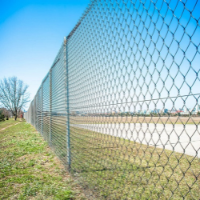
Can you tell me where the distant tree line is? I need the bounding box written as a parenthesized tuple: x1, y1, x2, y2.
(0, 110, 4, 121)
(0, 108, 11, 121)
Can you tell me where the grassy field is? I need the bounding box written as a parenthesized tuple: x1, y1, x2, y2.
(69, 126, 200, 199)
(0, 119, 85, 200)
(70, 116, 200, 125)
(0, 118, 20, 129)
(40, 117, 200, 199)
(1, 118, 199, 199)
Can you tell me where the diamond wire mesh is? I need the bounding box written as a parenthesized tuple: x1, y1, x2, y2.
(42, 75, 50, 141)
(50, 45, 68, 164)
(37, 88, 43, 135)
(24, 0, 200, 199)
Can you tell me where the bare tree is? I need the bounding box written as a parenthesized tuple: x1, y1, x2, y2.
(0, 77, 30, 120)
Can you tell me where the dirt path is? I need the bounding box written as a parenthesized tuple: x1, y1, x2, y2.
(0, 122, 20, 132)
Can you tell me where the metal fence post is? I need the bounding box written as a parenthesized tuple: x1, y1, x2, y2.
(41, 86, 43, 136)
(64, 37, 71, 169)
(36, 93, 38, 131)
(34, 97, 36, 128)
(49, 69, 52, 146)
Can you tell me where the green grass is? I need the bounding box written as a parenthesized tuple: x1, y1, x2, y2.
(0, 121, 85, 200)
(4, 118, 198, 199)
(0, 118, 20, 129)
(69, 126, 200, 200)
(41, 119, 200, 199)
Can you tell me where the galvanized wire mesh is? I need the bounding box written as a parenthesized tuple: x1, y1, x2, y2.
(25, 0, 200, 199)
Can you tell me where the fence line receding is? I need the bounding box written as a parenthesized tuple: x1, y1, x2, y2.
(25, 0, 200, 199)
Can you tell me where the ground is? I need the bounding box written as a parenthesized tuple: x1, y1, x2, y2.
(1, 118, 200, 199)
(69, 126, 200, 199)
(0, 118, 20, 129)
(0, 119, 85, 200)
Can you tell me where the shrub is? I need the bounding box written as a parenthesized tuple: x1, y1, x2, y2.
(0, 110, 5, 121)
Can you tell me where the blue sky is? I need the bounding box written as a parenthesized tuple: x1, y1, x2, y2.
(66, 0, 200, 113)
(0, 0, 199, 112)
(0, 0, 90, 108)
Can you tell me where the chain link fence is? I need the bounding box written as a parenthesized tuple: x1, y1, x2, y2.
(25, 0, 200, 199)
